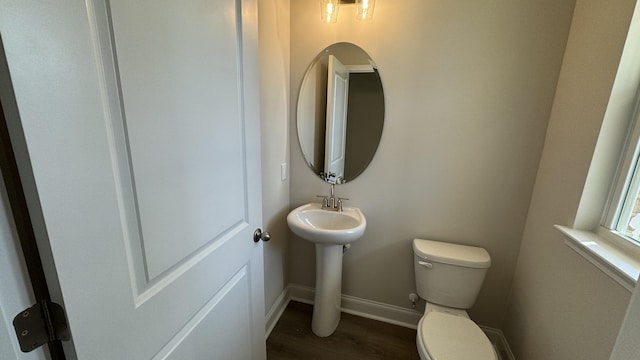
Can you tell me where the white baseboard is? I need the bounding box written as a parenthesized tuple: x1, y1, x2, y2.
(288, 284, 422, 329)
(287, 283, 314, 304)
(480, 326, 516, 360)
(264, 287, 291, 339)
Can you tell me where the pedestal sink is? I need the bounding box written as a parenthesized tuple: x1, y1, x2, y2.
(287, 203, 366, 337)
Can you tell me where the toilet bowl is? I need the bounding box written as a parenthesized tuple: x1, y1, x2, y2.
(413, 239, 497, 360)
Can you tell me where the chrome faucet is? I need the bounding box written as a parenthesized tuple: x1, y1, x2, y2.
(316, 184, 349, 212)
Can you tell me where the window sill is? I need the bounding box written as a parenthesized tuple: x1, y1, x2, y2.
(554, 225, 639, 292)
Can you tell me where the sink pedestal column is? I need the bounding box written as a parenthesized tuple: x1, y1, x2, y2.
(312, 243, 343, 337)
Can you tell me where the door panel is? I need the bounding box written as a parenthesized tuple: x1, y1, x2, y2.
(108, 0, 246, 280)
(0, 0, 265, 359)
(154, 267, 252, 360)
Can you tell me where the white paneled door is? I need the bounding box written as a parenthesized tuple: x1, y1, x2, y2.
(0, 0, 266, 359)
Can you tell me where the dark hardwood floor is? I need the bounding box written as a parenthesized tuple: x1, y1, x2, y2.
(267, 301, 420, 360)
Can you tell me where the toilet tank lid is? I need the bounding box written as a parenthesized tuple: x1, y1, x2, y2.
(413, 239, 491, 268)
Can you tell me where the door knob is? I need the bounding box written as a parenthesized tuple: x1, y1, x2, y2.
(253, 228, 271, 243)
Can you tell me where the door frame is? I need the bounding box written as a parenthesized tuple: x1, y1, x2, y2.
(0, 51, 67, 359)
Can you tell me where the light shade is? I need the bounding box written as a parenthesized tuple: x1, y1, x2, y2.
(321, 0, 340, 23)
(355, 0, 375, 20)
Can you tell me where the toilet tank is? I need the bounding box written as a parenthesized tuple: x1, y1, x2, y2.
(413, 239, 491, 309)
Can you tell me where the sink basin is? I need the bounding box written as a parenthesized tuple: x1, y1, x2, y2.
(287, 203, 366, 244)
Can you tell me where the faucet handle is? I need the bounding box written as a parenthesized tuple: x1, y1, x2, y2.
(316, 195, 329, 208)
(336, 197, 349, 212)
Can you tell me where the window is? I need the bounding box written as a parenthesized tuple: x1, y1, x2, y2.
(556, 67, 640, 292)
(604, 109, 640, 245)
(555, 5, 640, 291)
(565, 99, 640, 291)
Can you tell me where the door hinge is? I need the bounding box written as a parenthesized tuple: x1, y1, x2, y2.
(12, 300, 70, 352)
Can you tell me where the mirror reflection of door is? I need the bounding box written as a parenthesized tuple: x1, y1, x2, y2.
(324, 55, 349, 184)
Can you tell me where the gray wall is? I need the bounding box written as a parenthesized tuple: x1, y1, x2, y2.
(344, 71, 384, 180)
(503, 1, 637, 358)
(611, 278, 640, 359)
(258, 0, 290, 315)
(289, 0, 575, 328)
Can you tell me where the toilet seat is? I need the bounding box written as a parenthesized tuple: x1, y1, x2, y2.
(417, 311, 497, 360)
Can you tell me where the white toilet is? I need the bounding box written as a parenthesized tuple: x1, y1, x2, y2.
(413, 238, 497, 360)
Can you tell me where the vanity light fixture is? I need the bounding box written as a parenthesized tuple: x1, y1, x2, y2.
(321, 0, 376, 23)
(321, 0, 340, 23)
(355, 0, 375, 20)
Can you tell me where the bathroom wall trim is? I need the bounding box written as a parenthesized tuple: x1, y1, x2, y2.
(288, 283, 423, 329)
(555, 225, 639, 292)
(480, 326, 516, 360)
(265, 285, 291, 339)
(265, 284, 423, 334)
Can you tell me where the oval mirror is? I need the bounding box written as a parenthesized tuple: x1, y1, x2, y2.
(297, 42, 385, 184)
